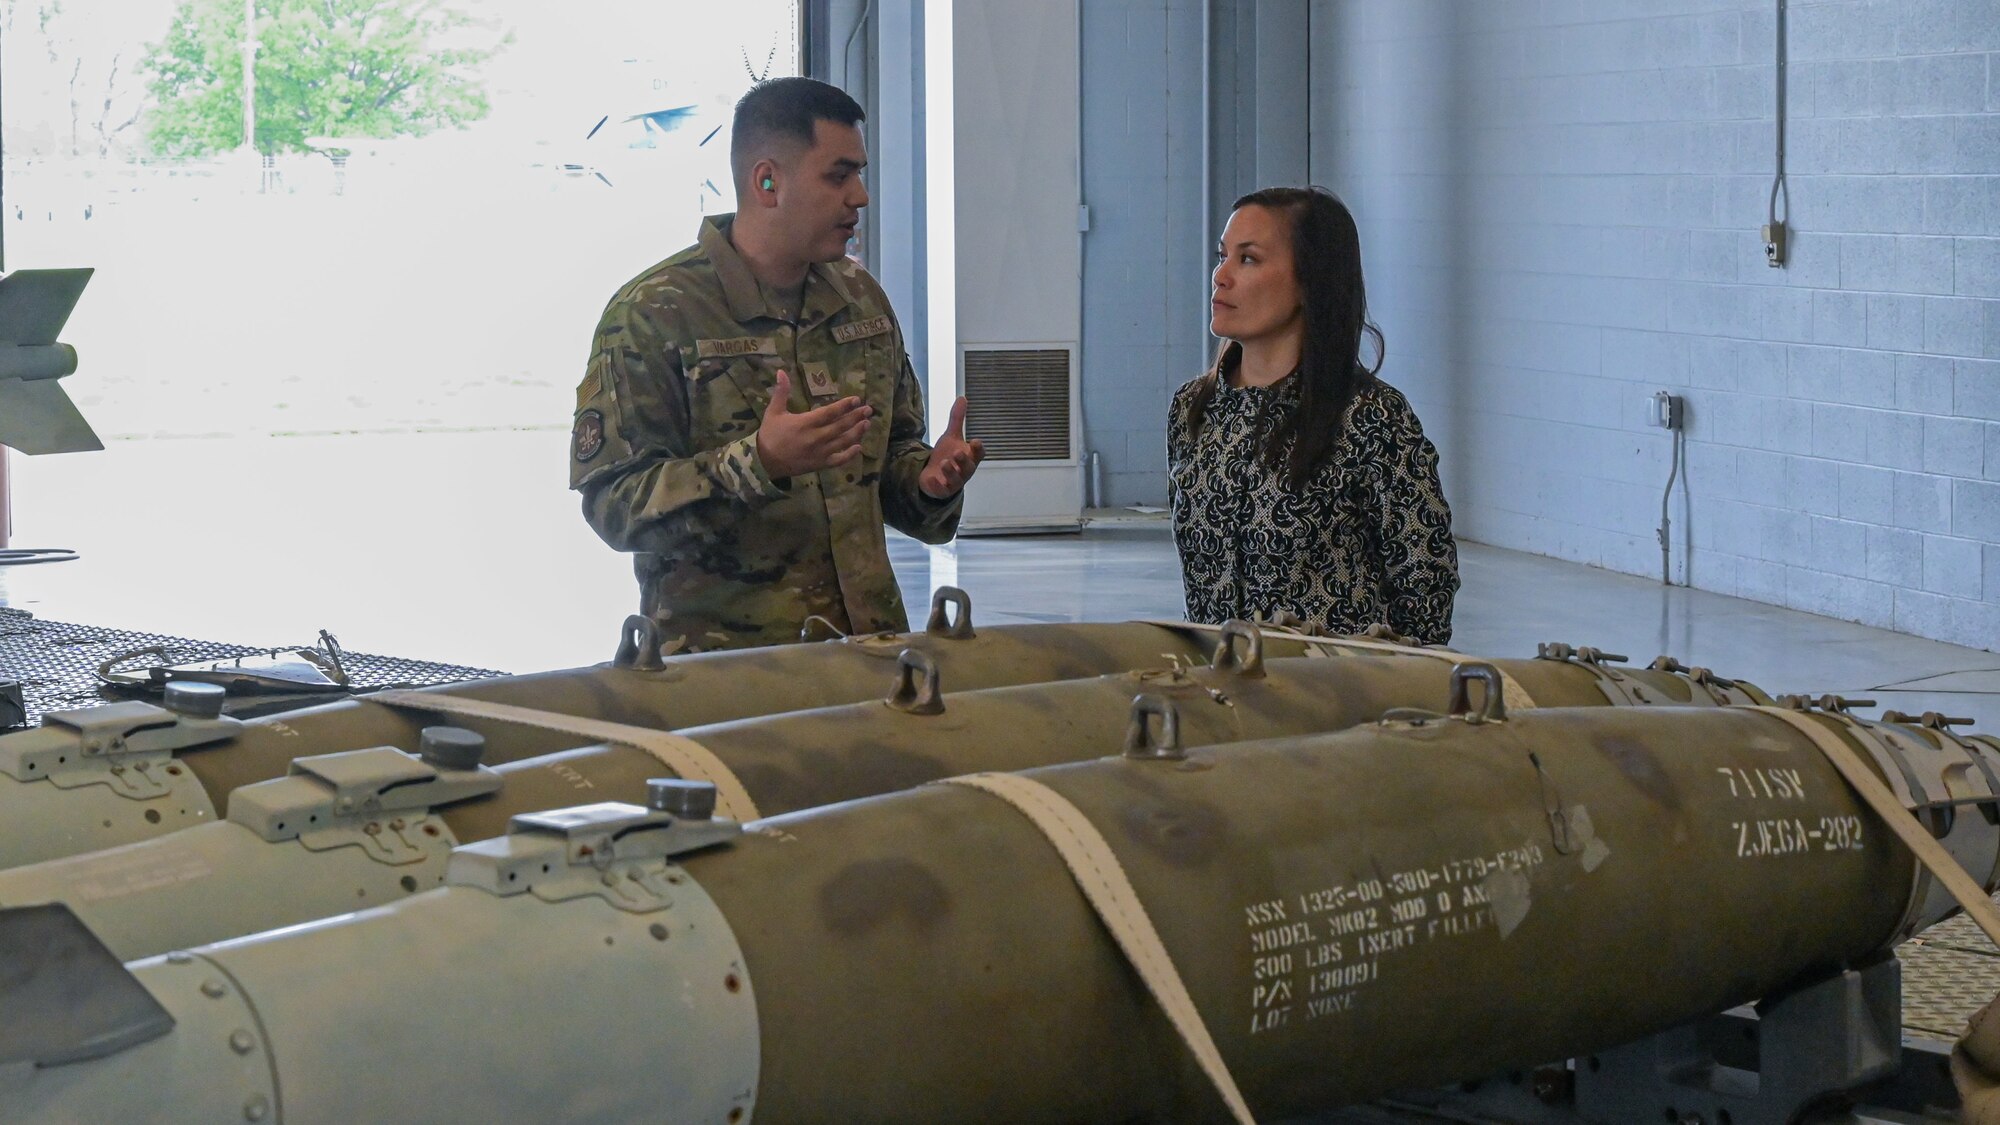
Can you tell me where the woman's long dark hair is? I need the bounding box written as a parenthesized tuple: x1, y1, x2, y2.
(1187, 186, 1385, 491)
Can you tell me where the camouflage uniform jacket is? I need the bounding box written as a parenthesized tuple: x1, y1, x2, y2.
(570, 213, 962, 653)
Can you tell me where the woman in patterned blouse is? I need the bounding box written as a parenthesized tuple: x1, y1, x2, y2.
(1168, 186, 1460, 643)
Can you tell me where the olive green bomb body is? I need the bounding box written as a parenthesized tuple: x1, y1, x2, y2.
(4, 695, 1987, 1123)
(0, 594, 1292, 869)
(0, 629, 1763, 962)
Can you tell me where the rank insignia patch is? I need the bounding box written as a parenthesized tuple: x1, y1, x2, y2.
(802, 361, 840, 398)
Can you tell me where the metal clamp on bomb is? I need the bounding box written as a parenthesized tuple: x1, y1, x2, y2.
(1786, 698, 2000, 945)
(1260, 608, 1315, 634)
(1648, 654, 1751, 705)
(1803, 693, 1869, 714)
(1886, 711, 2000, 834)
(0, 684, 239, 799)
(447, 780, 741, 913)
(1535, 641, 1627, 666)
(227, 729, 503, 864)
(1883, 709, 1978, 732)
(1358, 622, 1420, 645)
(1536, 642, 1674, 707)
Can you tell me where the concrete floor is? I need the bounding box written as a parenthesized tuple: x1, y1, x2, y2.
(4, 429, 1998, 730)
(896, 520, 2000, 733)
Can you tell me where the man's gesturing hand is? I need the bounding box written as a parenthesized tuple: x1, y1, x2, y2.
(920, 396, 986, 499)
(755, 369, 873, 480)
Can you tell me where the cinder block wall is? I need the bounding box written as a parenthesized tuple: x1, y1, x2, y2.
(1312, 0, 2000, 648)
(1079, 0, 1212, 508)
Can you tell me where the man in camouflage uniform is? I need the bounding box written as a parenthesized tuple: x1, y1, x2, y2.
(571, 78, 983, 653)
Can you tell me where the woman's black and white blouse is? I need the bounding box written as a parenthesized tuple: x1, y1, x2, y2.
(1167, 372, 1459, 644)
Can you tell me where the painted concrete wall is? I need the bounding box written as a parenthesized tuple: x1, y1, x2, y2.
(1075, 0, 2000, 649)
(1077, 0, 1212, 507)
(1307, 0, 2000, 649)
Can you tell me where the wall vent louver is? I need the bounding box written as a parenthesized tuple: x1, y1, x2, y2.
(961, 348, 1072, 461)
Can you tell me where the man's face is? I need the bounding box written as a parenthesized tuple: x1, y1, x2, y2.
(772, 120, 870, 264)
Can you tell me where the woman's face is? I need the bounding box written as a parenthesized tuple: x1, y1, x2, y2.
(1211, 205, 1302, 343)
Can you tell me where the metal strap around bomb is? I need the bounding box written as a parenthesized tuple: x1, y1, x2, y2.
(363, 691, 761, 822)
(1751, 705, 2000, 949)
(1146, 620, 1537, 712)
(939, 772, 1258, 1125)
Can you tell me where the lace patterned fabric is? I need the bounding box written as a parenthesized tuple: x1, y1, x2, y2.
(1167, 373, 1460, 644)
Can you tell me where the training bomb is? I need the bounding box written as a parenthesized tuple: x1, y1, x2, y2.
(0, 625, 1765, 961)
(3, 674, 1979, 1124)
(0, 590, 1330, 868)
(0, 620, 1768, 952)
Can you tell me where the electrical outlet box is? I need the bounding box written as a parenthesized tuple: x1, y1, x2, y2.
(1649, 391, 1684, 431)
(1762, 221, 1787, 268)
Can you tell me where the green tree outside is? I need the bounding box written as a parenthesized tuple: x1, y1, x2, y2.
(142, 0, 508, 158)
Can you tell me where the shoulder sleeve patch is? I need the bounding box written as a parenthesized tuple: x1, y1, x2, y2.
(572, 409, 606, 462)
(570, 347, 647, 490)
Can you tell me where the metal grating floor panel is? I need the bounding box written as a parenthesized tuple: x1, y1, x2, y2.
(1903, 906, 2000, 1039)
(1915, 910, 1997, 954)
(0, 607, 506, 727)
(1900, 941, 2000, 1038)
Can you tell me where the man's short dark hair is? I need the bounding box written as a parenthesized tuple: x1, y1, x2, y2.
(731, 77, 865, 187)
